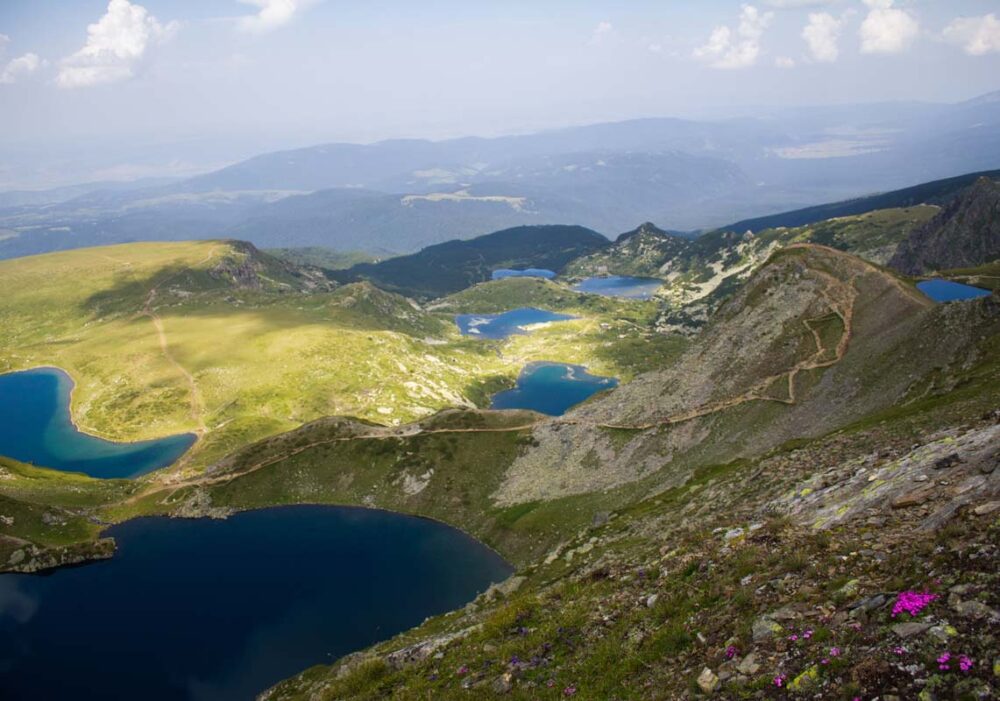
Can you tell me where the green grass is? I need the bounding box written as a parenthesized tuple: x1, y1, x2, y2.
(0, 242, 674, 473)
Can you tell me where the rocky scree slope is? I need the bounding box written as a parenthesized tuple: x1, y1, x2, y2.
(497, 245, 994, 505)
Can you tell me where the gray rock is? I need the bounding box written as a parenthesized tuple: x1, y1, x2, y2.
(892, 622, 931, 638)
(954, 600, 999, 620)
(752, 616, 783, 641)
(974, 501, 1000, 516)
(737, 653, 760, 676)
(696, 667, 720, 694)
(646, 593, 659, 608)
(492, 673, 513, 694)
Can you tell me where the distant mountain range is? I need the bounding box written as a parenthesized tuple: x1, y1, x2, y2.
(2, 92, 1000, 260)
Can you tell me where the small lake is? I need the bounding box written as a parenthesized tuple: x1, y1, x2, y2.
(491, 268, 556, 280)
(0, 367, 195, 479)
(0, 506, 512, 701)
(573, 275, 663, 299)
(455, 307, 576, 339)
(491, 362, 618, 416)
(917, 279, 992, 303)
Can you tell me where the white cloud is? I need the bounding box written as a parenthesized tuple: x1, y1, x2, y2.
(0, 34, 10, 48)
(943, 14, 1000, 56)
(859, 0, 918, 54)
(0, 53, 43, 84)
(694, 4, 774, 69)
(802, 12, 842, 62)
(57, 0, 178, 88)
(237, 0, 312, 34)
(648, 42, 663, 54)
(591, 20, 614, 46)
(775, 56, 796, 68)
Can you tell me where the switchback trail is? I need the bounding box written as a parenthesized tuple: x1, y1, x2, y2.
(148, 246, 861, 497)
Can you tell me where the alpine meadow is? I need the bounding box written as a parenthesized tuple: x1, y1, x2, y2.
(1, 2, 999, 700)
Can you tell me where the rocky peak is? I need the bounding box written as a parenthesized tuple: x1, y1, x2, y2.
(889, 177, 1000, 275)
(615, 221, 677, 243)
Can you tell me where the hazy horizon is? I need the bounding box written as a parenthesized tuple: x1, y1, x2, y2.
(2, 1, 1000, 189)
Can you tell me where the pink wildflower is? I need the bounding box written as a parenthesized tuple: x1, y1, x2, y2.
(457, 665, 469, 676)
(893, 646, 907, 656)
(959, 655, 974, 673)
(563, 685, 577, 696)
(788, 634, 799, 642)
(774, 675, 786, 688)
(891, 591, 938, 618)
(937, 652, 951, 671)
(803, 629, 813, 639)
(830, 647, 841, 657)
(821, 658, 830, 665)
(725, 645, 738, 659)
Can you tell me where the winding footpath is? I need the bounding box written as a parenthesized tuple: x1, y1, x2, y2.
(154, 247, 863, 496)
(138, 246, 221, 435)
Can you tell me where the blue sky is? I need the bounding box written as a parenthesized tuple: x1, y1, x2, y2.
(1, 1, 999, 185)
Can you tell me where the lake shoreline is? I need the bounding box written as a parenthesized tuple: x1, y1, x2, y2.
(0, 364, 201, 455)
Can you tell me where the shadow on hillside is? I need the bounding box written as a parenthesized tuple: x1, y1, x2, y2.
(83, 264, 206, 318)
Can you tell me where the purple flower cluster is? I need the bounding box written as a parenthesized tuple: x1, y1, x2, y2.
(891, 591, 938, 618)
(938, 652, 975, 672)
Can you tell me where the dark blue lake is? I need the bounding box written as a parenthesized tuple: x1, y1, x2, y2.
(455, 307, 576, 339)
(0, 506, 512, 701)
(0, 367, 195, 479)
(573, 276, 663, 299)
(491, 268, 556, 280)
(917, 279, 992, 303)
(491, 362, 618, 416)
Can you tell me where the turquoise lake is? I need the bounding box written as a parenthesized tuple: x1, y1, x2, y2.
(0, 367, 195, 479)
(491, 268, 556, 280)
(455, 307, 576, 339)
(491, 362, 618, 416)
(0, 505, 511, 700)
(916, 279, 992, 303)
(573, 275, 663, 299)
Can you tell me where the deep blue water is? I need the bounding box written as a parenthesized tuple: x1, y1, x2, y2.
(455, 307, 576, 339)
(916, 279, 992, 303)
(0, 506, 512, 701)
(0, 368, 195, 479)
(573, 275, 663, 299)
(491, 268, 556, 280)
(491, 362, 618, 416)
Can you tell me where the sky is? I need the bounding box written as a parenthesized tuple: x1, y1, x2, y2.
(1, 0, 999, 187)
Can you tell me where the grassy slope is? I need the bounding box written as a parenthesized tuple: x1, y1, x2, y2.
(0, 242, 669, 476)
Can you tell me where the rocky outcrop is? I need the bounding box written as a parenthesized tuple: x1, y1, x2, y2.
(889, 177, 1000, 275)
(3, 538, 115, 574)
(564, 221, 689, 278)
